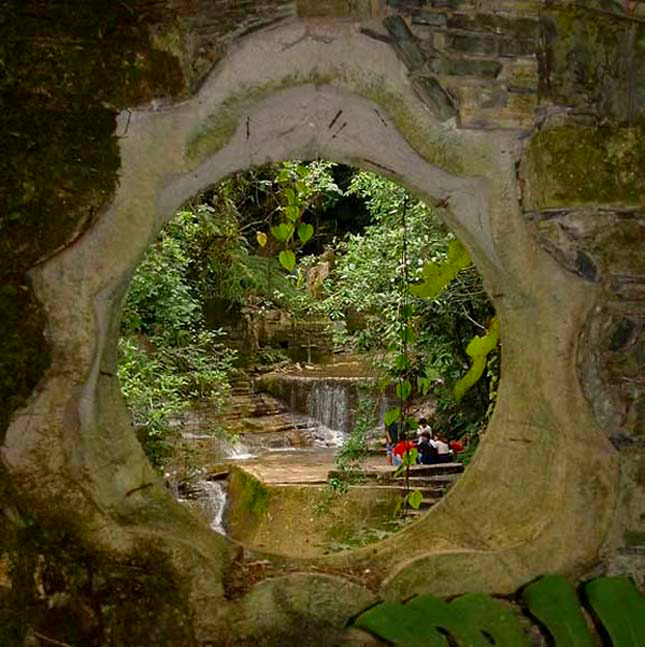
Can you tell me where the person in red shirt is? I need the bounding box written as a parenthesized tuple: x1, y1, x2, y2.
(449, 439, 464, 454)
(392, 435, 416, 466)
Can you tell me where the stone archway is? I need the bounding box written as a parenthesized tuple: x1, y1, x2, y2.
(3, 17, 617, 643)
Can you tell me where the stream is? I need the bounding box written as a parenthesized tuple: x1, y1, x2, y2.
(172, 362, 393, 536)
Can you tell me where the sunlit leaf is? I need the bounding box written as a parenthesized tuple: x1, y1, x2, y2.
(417, 376, 430, 395)
(454, 318, 499, 403)
(271, 223, 294, 242)
(410, 239, 471, 299)
(384, 407, 400, 426)
(285, 187, 296, 206)
(298, 222, 314, 244)
(408, 489, 423, 509)
(256, 231, 268, 247)
(285, 204, 299, 223)
(278, 249, 296, 271)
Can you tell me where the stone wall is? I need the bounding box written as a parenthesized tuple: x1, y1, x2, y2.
(1, 0, 644, 644)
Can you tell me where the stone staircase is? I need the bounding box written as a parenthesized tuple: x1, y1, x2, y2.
(327, 462, 465, 513)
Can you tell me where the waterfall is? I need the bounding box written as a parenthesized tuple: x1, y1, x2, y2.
(193, 480, 228, 534)
(306, 379, 354, 433)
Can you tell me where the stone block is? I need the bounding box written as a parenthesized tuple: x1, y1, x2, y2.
(540, 9, 645, 122)
(383, 15, 427, 70)
(448, 79, 536, 129)
(297, 0, 379, 17)
(410, 74, 458, 121)
(445, 31, 536, 57)
(525, 207, 645, 284)
(445, 31, 500, 55)
(430, 53, 502, 78)
(498, 57, 538, 90)
(446, 12, 539, 40)
(412, 11, 448, 27)
(386, 0, 425, 9)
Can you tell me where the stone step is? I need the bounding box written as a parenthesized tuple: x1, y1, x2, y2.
(268, 482, 443, 505)
(327, 463, 463, 482)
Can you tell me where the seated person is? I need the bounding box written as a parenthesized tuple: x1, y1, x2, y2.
(449, 438, 464, 455)
(417, 431, 439, 465)
(392, 434, 416, 467)
(434, 434, 454, 463)
(416, 417, 433, 440)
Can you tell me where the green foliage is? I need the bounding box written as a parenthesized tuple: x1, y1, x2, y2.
(384, 407, 401, 427)
(521, 575, 595, 647)
(407, 489, 423, 510)
(301, 170, 496, 440)
(410, 239, 471, 299)
(355, 591, 530, 646)
(454, 317, 500, 404)
(118, 207, 239, 470)
(264, 160, 342, 268)
(448, 594, 530, 647)
(355, 575, 645, 646)
(584, 576, 645, 646)
(118, 331, 236, 470)
(335, 388, 378, 474)
(278, 249, 296, 271)
(310, 171, 450, 352)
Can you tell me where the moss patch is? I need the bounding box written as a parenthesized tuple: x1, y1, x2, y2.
(226, 467, 271, 541)
(539, 8, 645, 122)
(522, 124, 645, 209)
(0, 1, 187, 442)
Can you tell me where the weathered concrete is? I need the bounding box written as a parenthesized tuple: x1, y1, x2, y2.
(3, 2, 645, 643)
(1, 16, 621, 643)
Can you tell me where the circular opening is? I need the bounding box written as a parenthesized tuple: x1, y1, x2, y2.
(117, 161, 497, 557)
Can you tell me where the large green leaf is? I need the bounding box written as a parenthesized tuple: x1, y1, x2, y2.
(407, 489, 423, 509)
(584, 576, 645, 646)
(285, 204, 299, 223)
(355, 602, 448, 647)
(297, 222, 314, 243)
(522, 575, 595, 647)
(271, 223, 293, 242)
(278, 250, 296, 271)
(406, 595, 493, 646)
(449, 593, 530, 647)
(410, 239, 471, 299)
(453, 318, 499, 404)
(384, 407, 400, 427)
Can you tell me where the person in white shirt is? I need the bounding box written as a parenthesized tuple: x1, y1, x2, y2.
(434, 434, 453, 462)
(416, 417, 433, 440)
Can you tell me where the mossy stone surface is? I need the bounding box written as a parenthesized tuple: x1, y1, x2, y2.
(540, 8, 645, 122)
(521, 125, 645, 209)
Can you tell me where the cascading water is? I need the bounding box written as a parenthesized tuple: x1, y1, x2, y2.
(177, 479, 228, 534)
(306, 380, 354, 433)
(197, 480, 228, 533)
